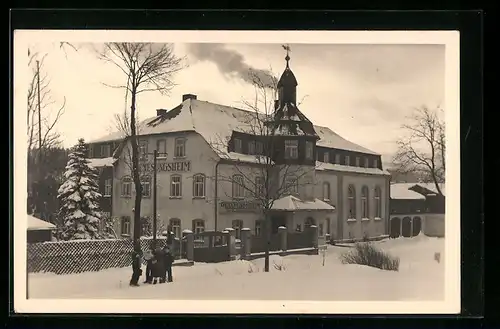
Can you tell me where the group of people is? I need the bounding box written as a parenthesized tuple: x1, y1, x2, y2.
(129, 243, 175, 287)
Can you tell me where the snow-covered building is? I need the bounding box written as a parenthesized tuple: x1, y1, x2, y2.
(86, 54, 391, 242)
(27, 214, 56, 243)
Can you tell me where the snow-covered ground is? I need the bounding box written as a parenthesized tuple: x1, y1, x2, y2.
(28, 235, 444, 301)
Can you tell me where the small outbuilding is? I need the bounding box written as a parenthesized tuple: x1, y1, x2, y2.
(27, 214, 56, 243)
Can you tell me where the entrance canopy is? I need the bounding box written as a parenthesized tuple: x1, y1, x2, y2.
(271, 195, 335, 212)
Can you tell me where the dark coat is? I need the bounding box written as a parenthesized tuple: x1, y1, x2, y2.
(164, 250, 174, 267)
(131, 251, 142, 271)
(151, 248, 165, 277)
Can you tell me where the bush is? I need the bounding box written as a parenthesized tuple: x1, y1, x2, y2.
(341, 242, 400, 271)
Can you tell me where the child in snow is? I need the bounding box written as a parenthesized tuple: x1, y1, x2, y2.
(143, 248, 154, 284)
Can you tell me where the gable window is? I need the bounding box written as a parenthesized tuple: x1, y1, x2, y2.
(192, 219, 205, 235)
(141, 176, 151, 198)
(345, 155, 350, 166)
(156, 139, 167, 156)
(169, 218, 181, 238)
(121, 176, 132, 197)
(322, 182, 331, 201)
(284, 140, 299, 159)
(348, 185, 356, 219)
(285, 176, 298, 195)
(323, 151, 330, 163)
(232, 219, 243, 240)
(305, 141, 314, 160)
(234, 138, 242, 153)
(121, 216, 131, 236)
(355, 157, 360, 167)
(256, 141, 264, 155)
(104, 178, 112, 197)
(364, 157, 369, 168)
(139, 140, 148, 159)
(374, 186, 382, 218)
(174, 138, 186, 158)
(373, 159, 379, 169)
(255, 176, 265, 198)
(101, 144, 111, 158)
(248, 141, 256, 155)
(361, 185, 369, 219)
(170, 175, 182, 197)
(193, 174, 206, 198)
(335, 153, 340, 164)
(232, 174, 245, 199)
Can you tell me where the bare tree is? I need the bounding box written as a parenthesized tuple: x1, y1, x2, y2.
(392, 105, 445, 196)
(210, 70, 317, 272)
(97, 43, 185, 249)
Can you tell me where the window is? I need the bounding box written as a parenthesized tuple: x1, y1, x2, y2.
(104, 178, 112, 197)
(361, 185, 369, 218)
(323, 182, 331, 201)
(335, 153, 340, 164)
(174, 138, 186, 158)
(373, 159, 379, 169)
(156, 139, 167, 156)
(284, 140, 299, 159)
(305, 141, 314, 160)
(255, 221, 263, 236)
(345, 155, 350, 166)
(323, 152, 330, 163)
(121, 177, 132, 197)
(348, 185, 356, 219)
(88, 145, 94, 158)
(234, 138, 242, 153)
(364, 157, 369, 168)
(256, 141, 264, 155)
(248, 141, 256, 155)
(232, 220, 243, 239)
(192, 219, 205, 235)
(141, 176, 151, 198)
(139, 140, 148, 159)
(285, 176, 298, 195)
(169, 218, 181, 238)
(193, 174, 206, 198)
(101, 144, 111, 157)
(170, 175, 182, 197)
(374, 186, 382, 218)
(232, 174, 245, 199)
(255, 176, 265, 198)
(121, 216, 131, 236)
(355, 157, 360, 167)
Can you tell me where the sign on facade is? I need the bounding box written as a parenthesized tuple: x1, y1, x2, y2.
(220, 200, 261, 212)
(141, 161, 191, 173)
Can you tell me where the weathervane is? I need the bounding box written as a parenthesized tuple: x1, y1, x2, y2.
(281, 44, 291, 67)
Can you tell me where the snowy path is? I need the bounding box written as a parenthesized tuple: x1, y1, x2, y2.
(28, 236, 444, 301)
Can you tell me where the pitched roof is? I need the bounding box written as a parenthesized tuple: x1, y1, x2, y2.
(88, 157, 117, 168)
(27, 214, 56, 231)
(271, 195, 335, 211)
(89, 98, 380, 157)
(390, 183, 426, 200)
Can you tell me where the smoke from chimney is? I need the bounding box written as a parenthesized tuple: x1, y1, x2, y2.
(186, 43, 278, 88)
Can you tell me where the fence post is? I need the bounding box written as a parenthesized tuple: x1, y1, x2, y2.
(224, 227, 236, 258)
(184, 230, 194, 261)
(240, 228, 251, 260)
(278, 226, 287, 253)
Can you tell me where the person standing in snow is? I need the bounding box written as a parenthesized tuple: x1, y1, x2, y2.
(129, 243, 143, 287)
(163, 246, 175, 283)
(151, 247, 165, 284)
(143, 248, 154, 284)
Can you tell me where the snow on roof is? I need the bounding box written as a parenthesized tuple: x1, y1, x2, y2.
(390, 183, 426, 200)
(410, 183, 446, 197)
(271, 195, 335, 211)
(88, 157, 117, 168)
(27, 215, 56, 231)
(316, 161, 390, 176)
(89, 98, 380, 158)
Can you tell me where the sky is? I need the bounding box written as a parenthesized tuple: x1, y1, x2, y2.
(27, 42, 445, 164)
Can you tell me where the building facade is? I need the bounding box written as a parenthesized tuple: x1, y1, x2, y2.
(87, 55, 391, 242)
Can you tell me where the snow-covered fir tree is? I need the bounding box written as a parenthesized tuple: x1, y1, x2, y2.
(57, 138, 103, 240)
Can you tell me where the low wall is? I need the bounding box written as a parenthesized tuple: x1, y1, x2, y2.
(423, 213, 445, 237)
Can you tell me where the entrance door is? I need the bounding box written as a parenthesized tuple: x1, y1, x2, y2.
(390, 217, 401, 238)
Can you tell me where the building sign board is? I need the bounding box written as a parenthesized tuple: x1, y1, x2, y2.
(220, 200, 261, 213)
(140, 161, 191, 173)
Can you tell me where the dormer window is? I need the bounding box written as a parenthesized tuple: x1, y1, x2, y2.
(373, 159, 379, 169)
(364, 157, 369, 168)
(323, 152, 329, 163)
(256, 141, 264, 155)
(284, 140, 298, 159)
(305, 141, 314, 160)
(355, 157, 360, 167)
(101, 144, 111, 158)
(345, 155, 350, 166)
(234, 138, 242, 153)
(248, 141, 256, 155)
(335, 154, 340, 164)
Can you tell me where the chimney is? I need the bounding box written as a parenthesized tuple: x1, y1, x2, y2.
(182, 94, 197, 102)
(156, 109, 168, 116)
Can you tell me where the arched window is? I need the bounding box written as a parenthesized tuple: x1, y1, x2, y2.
(169, 218, 181, 238)
(348, 185, 356, 219)
(141, 175, 151, 198)
(193, 174, 206, 198)
(361, 185, 369, 219)
(232, 219, 243, 239)
(374, 186, 382, 218)
(323, 182, 331, 201)
(121, 176, 132, 197)
(232, 174, 244, 199)
(170, 174, 182, 197)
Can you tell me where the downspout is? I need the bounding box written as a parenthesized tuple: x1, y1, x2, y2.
(214, 160, 221, 232)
